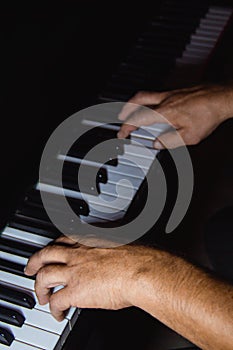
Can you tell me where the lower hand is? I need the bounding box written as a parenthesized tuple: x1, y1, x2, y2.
(24, 236, 156, 321)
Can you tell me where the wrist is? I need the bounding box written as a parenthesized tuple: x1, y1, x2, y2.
(217, 83, 233, 122)
(126, 248, 174, 309)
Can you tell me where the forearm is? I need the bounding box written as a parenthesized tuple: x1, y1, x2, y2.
(129, 249, 233, 350)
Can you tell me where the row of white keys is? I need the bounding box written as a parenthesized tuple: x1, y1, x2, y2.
(58, 155, 146, 180)
(177, 6, 233, 65)
(1, 226, 52, 247)
(37, 183, 131, 212)
(0, 321, 59, 350)
(0, 340, 42, 350)
(0, 299, 68, 335)
(0, 226, 79, 349)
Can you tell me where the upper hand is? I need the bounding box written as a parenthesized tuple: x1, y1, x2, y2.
(117, 85, 233, 149)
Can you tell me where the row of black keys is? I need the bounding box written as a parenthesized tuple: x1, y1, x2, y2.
(0, 284, 36, 345)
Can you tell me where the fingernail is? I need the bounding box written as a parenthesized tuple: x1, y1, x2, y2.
(24, 266, 28, 274)
(154, 140, 164, 150)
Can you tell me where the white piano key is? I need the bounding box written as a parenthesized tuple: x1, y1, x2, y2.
(0, 341, 42, 350)
(144, 123, 170, 133)
(124, 143, 157, 159)
(131, 128, 159, 140)
(191, 34, 218, 43)
(59, 154, 145, 179)
(85, 207, 125, 222)
(99, 182, 136, 200)
(81, 119, 120, 131)
(38, 183, 131, 211)
(203, 16, 229, 25)
(0, 270, 34, 291)
(199, 22, 224, 33)
(183, 51, 206, 60)
(1, 227, 52, 247)
(130, 135, 154, 148)
(107, 171, 142, 189)
(80, 211, 124, 223)
(195, 28, 221, 38)
(0, 322, 59, 350)
(0, 300, 68, 335)
(118, 154, 152, 170)
(0, 251, 28, 267)
(108, 163, 146, 179)
(185, 43, 211, 54)
(200, 18, 226, 29)
(0, 279, 77, 324)
(206, 12, 230, 21)
(209, 6, 233, 16)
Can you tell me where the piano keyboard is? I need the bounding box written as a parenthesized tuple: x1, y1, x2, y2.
(0, 2, 232, 349)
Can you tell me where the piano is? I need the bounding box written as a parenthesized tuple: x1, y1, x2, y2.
(1, 1, 233, 349)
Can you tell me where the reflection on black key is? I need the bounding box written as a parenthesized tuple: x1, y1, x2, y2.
(67, 127, 124, 166)
(24, 189, 90, 216)
(9, 216, 60, 240)
(0, 306, 25, 327)
(63, 161, 108, 184)
(43, 160, 108, 196)
(0, 284, 35, 309)
(0, 258, 34, 279)
(0, 237, 38, 258)
(0, 327, 14, 346)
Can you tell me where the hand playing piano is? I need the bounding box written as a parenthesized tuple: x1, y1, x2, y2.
(24, 236, 154, 322)
(24, 236, 233, 350)
(117, 84, 233, 149)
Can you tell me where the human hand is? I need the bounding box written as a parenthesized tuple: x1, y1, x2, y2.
(24, 236, 157, 321)
(117, 84, 233, 149)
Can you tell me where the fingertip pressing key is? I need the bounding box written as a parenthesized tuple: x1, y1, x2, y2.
(154, 139, 165, 150)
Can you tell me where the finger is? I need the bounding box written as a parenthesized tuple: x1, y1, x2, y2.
(49, 286, 72, 321)
(118, 91, 169, 121)
(118, 107, 167, 139)
(24, 245, 72, 276)
(154, 129, 186, 149)
(35, 264, 69, 305)
(55, 235, 77, 245)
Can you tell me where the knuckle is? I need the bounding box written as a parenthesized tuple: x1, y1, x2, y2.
(132, 91, 146, 101)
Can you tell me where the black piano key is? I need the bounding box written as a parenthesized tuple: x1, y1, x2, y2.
(67, 127, 124, 166)
(16, 206, 55, 224)
(43, 161, 108, 196)
(0, 284, 35, 309)
(24, 188, 90, 215)
(0, 327, 14, 346)
(134, 43, 185, 56)
(0, 258, 34, 279)
(21, 192, 89, 217)
(63, 161, 108, 184)
(9, 216, 60, 240)
(0, 237, 38, 258)
(0, 306, 25, 327)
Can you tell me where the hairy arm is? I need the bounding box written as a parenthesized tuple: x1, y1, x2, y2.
(25, 238, 233, 350)
(130, 249, 233, 350)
